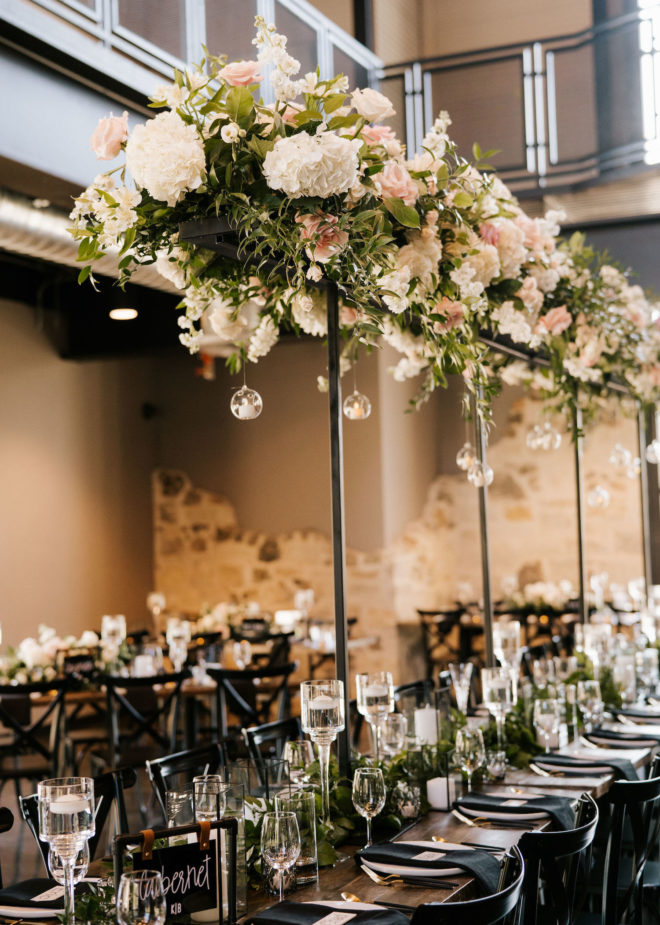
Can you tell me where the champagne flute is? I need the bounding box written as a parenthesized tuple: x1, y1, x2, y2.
(533, 698, 562, 753)
(116, 871, 166, 925)
(481, 667, 514, 756)
(282, 740, 314, 787)
(577, 680, 603, 733)
(38, 777, 95, 924)
(449, 663, 473, 717)
(352, 767, 386, 847)
(300, 680, 345, 826)
(454, 727, 486, 792)
(260, 811, 301, 902)
(356, 671, 394, 761)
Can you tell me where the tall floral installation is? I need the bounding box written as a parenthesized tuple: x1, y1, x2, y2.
(71, 17, 660, 434)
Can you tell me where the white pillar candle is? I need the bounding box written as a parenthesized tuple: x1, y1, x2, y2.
(51, 795, 89, 814)
(364, 684, 389, 698)
(237, 402, 257, 420)
(414, 705, 438, 744)
(311, 695, 339, 710)
(426, 776, 456, 810)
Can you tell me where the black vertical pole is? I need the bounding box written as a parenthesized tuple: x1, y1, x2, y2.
(326, 281, 350, 778)
(573, 405, 588, 623)
(473, 392, 494, 667)
(637, 406, 653, 600)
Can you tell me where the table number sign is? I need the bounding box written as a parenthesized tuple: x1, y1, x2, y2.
(114, 818, 238, 924)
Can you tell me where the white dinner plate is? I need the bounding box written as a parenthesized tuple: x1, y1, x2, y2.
(0, 906, 60, 919)
(588, 735, 655, 748)
(534, 761, 611, 775)
(459, 806, 548, 822)
(361, 841, 471, 878)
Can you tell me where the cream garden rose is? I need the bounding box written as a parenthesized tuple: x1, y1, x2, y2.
(351, 87, 395, 122)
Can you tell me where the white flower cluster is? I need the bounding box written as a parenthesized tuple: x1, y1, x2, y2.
(263, 131, 361, 198)
(290, 289, 328, 336)
(125, 111, 206, 207)
(248, 315, 279, 362)
(155, 245, 191, 290)
(422, 111, 452, 159)
(69, 176, 141, 248)
(492, 300, 542, 348)
(254, 17, 312, 101)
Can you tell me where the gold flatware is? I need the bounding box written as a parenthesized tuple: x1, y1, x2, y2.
(342, 892, 362, 902)
(342, 891, 416, 913)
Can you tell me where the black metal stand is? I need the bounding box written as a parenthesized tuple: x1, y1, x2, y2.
(637, 406, 653, 599)
(573, 405, 588, 623)
(472, 391, 494, 667)
(326, 281, 351, 778)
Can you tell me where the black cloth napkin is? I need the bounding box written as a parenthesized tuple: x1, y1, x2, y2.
(356, 842, 500, 894)
(454, 791, 575, 830)
(247, 901, 410, 925)
(0, 877, 87, 911)
(535, 752, 638, 781)
(587, 727, 660, 746)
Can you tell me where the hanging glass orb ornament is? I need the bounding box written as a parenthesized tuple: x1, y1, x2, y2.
(526, 424, 543, 450)
(467, 461, 494, 487)
(343, 390, 372, 420)
(456, 442, 476, 470)
(646, 439, 660, 464)
(230, 386, 263, 420)
(541, 421, 562, 450)
(587, 486, 610, 509)
(609, 443, 632, 468)
(626, 457, 642, 479)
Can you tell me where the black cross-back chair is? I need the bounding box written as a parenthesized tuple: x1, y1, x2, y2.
(18, 766, 136, 869)
(411, 846, 525, 925)
(146, 741, 232, 819)
(0, 807, 14, 889)
(0, 679, 68, 798)
(243, 717, 301, 771)
(206, 663, 297, 738)
(517, 793, 598, 925)
(98, 671, 189, 769)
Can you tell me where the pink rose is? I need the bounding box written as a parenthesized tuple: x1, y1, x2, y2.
(360, 124, 397, 147)
(218, 61, 262, 86)
(479, 222, 500, 246)
(377, 162, 419, 207)
(433, 297, 465, 332)
(296, 212, 348, 263)
(341, 307, 359, 325)
(538, 305, 572, 336)
(89, 111, 129, 160)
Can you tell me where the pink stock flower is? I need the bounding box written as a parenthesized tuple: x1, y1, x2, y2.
(538, 305, 572, 336)
(89, 111, 129, 160)
(296, 212, 349, 263)
(376, 162, 419, 207)
(218, 61, 262, 86)
(433, 297, 465, 332)
(479, 222, 500, 246)
(360, 124, 397, 147)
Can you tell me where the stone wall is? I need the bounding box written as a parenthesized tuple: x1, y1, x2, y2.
(153, 394, 647, 684)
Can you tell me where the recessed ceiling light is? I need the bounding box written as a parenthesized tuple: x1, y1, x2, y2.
(109, 307, 138, 321)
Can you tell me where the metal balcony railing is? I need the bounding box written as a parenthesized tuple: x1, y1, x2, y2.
(381, 3, 660, 195)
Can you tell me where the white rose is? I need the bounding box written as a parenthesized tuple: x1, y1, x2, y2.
(221, 122, 243, 144)
(125, 111, 206, 207)
(351, 88, 395, 122)
(263, 132, 361, 199)
(207, 297, 260, 343)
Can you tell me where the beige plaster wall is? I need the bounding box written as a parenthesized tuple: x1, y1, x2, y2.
(0, 299, 157, 645)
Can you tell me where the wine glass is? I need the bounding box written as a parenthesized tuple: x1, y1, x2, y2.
(454, 727, 486, 792)
(282, 740, 314, 787)
(381, 714, 407, 756)
(233, 640, 253, 670)
(352, 767, 386, 847)
(577, 680, 603, 733)
(553, 655, 579, 682)
(355, 671, 394, 761)
(117, 871, 166, 925)
(300, 679, 345, 826)
(637, 647, 659, 699)
(38, 777, 95, 924)
(166, 618, 191, 673)
(260, 811, 301, 902)
(613, 657, 636, 706)
(532, 659, 556, 690)
(101, 614, 126, 664)
(481, 667, 514, 758)
(193, 774, 227, 821)
(533, 698, 562, 753)
(449, 663, 473, 717)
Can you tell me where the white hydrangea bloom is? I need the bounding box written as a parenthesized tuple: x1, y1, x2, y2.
(125, 111, 206, 206)
(291, 291, 327, 336)
(263, 132, 361, 198)
(155, 245, 190, 289)
(563, 355, 602, 383)
(491, 300, 541, 347)
(378, 267, 411, 313)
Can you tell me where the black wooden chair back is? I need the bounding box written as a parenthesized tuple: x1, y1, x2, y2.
(0, 679, 68, 789)
(146, 741, 230, 818)
(411, 846, 524, 925)
(100, 671, 188, 768)
(599, 763, 660, 925)
(417, 610, 463, 679)
(206, 662, 297, 738)
(0, 807, 13, 888)
(518, 793, 598, 925)
(19, 766, 135, 868)
(243, 717, 301, 771)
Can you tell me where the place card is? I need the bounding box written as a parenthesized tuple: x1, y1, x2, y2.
(501, 799, 527, 806)
(413, 850, 446, 861)
(314, 913, 357, 925)
(32, 886, 65, 902)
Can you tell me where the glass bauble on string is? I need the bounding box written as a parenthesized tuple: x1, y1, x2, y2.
(527, 421, 561, 450)
(609, 443, 632, 468)
(456, 442, 476, 471)
(343, 390, 371, 420)
(231, 385, 263, 420)
(626, 457, 641, 479)
(467, 460, 494, 487)
(587, 485, 610, 509)
(646, 440, 660, 464)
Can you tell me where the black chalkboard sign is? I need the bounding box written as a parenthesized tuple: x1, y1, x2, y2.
(58, 650, 97, 678)
(133, 840, 217, 917)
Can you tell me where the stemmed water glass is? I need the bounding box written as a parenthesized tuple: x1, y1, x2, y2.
(637, 647, 659, 699)
(48, 843, 89, 889)
(38, 777, 95, 924)
(481, 667, 514, 761)
(454, 727, 486, 792)
(493, 621, 522, 678)
(283, 740, 315, 788)
(300, 679, 345, 826)
(532, 659, 556, 690)
(449, 663, 473, 718)
(355, 671, 394, 762)
(260, 811, 301, 902)
(533, 699, 562, 753)
(381, 714, 407, 756)
(352, 767, 386, 847)
(193, 774, 227, 822)
(116, 871, 167, 925)
(577, 680, 603, 733)
(166, 617, 191, 673)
